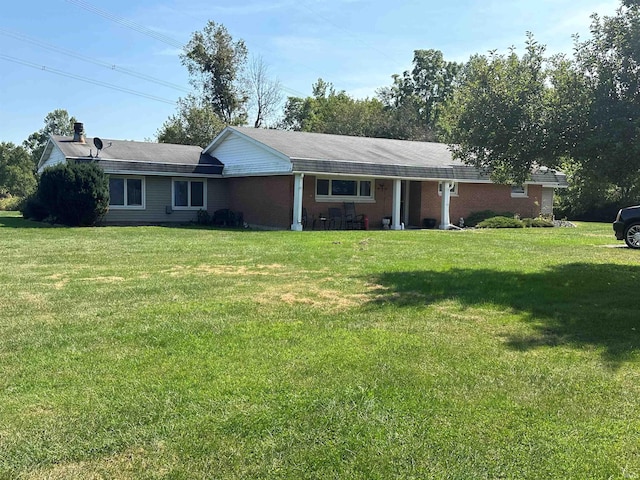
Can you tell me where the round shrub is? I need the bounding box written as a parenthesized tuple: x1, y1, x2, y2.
(20, 194, 48, 221)
(476, 216, 524, 228)
(465, 210, 515, 227)
(37, 161, 109, 226)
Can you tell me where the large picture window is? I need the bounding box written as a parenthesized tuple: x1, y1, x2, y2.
(315, 178, 374, 202)
(109, 176, 144, 209)
(172, 178, 206, 209)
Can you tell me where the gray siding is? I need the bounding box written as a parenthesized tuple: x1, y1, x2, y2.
(103, 176, 229, 224)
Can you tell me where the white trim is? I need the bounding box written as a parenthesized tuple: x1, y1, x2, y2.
(171, 177, 208, 210)
(108, 175, 146, 210)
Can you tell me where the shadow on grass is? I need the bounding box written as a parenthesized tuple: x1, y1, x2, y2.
(368, 263, 639, 366)
(0, 215, 54, 229)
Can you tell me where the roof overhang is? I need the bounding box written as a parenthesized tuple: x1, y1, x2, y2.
(290, 158, 568, 187)
(73, 157, 224, 176)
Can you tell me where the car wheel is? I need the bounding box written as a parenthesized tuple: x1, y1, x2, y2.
(624, 222, 640, 249)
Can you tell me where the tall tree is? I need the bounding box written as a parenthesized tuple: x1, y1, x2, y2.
(246, 56, 283, 128)
(377, 50, 463, 141)
(0, 142, 37, 197)
(23, 109, 77, 168)
(569, 2, 640, 199)
(280, 79, 391, 137)
(181, 21, 248, 125)
(446, 35, 553, 184)
(156, 95, 225, 147)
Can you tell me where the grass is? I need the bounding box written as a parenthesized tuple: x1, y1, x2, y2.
(1, 210, 639, 479)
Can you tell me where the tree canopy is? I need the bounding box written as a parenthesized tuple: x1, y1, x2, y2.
(570, 2, 640, 199)
(446, 35, 552, 185)
(23, 109, 77, 169)
(0, 142, 37, 198)
(377, 49, 463, 141)
(280, 79, 392, 138)
(157, 95, 226, 148)
(181, 21, 249, 125)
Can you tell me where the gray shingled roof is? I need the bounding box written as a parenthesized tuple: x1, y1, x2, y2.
(230, 127, 456, 167)
(51, 136, 223, 175)
(226, 127, 568, 186)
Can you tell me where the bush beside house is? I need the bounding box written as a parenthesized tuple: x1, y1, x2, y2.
(21, 161, 109, 226)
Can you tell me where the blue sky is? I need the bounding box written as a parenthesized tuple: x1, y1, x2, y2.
(1, 0, 620, 145)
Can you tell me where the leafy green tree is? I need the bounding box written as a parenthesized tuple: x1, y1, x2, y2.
(570, 2, 640, 200)
(549, 1, 640, 218)
(0, 142, 37, 197)
(377, 50, 463, 141)
(280, 79, 391, 137)
(23, 109, 77, 169)
(181, 21, 248, 125)
(446, 34, 552, 185)
(157, 95, 226, 147)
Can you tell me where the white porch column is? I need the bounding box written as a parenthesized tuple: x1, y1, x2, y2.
(391, 178, 402, 230)
(403, 180, 410, 226)
(291, 173, 304, 231)
(440, 180, 451, 230)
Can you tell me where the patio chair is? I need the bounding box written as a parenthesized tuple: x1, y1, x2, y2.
(328, 207, 344, 230)
(344, 202, 365, 230)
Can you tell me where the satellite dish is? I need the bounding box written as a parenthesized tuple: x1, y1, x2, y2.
(93, 137, 104, 150)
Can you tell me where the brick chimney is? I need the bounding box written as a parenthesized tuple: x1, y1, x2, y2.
(73, 122, 86, 143)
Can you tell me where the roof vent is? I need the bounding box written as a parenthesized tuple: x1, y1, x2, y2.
(73, 122, 86, 143)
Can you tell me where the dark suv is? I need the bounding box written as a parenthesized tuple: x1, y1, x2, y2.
(613, 206, 640, 248)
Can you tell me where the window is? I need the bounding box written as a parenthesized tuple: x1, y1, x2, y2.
(438, 181, 458, 196)
(172, 178, 206, 209)
(511, 184, 528, 197)
(109, 176, 144, 209)
(315, 178, 374, 202)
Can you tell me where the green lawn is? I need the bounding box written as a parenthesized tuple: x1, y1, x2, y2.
(1, 211, 638, 479)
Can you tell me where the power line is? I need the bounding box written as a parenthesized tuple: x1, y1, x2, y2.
(296, 0, 399, 64)
(66, 0, 184, 48)
(66, 0, 310, 99)
(0, 28, 190, 94)
(0, 54, 177, 105)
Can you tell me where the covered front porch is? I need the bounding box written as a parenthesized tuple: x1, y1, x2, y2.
(290, 174, 455, 231)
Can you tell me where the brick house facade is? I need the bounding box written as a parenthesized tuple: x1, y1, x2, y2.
(39, 124, 567, 229)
